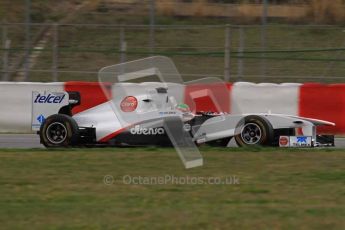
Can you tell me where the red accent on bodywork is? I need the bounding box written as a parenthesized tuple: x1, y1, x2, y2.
(184, 83, 232, 113)
(99, 122, 142, 143)
(98, 127, 128, 143)
(64, 81, 112, 115)
(299, 83, 345, 134)
(296, 127, 304, 136)
(120, 96, 138, 112)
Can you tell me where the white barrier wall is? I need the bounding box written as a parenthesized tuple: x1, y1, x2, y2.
(0, 81, 344, 135)
(231, 82, 301, 115)
(0, 82, 64, 133)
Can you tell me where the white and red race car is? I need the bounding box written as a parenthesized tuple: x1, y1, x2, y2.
(32, 57, 335, 149)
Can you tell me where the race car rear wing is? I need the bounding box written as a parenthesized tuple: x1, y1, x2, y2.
(31, 91, 70, 131)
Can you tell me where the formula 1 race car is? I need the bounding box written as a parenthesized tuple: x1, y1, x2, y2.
(32, 57, 335, 149)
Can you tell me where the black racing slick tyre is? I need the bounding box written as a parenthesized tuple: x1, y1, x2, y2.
(40, 114, 79, 147)
(235, 115, 274, 147)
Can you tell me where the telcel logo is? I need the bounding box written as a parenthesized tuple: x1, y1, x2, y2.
(34, 93, 65, 104)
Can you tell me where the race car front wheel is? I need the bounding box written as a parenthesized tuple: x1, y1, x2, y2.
(40, 114, 79, 147)
(235, 115, 274, 147)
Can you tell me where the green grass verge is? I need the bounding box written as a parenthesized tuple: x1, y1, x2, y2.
(0, 147, 344, 229)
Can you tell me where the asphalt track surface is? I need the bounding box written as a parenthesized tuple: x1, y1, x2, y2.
(0, 134, 345, 148)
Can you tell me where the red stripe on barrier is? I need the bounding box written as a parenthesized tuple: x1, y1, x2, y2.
(64, 81, 112, 115)
(299, 83, 345, 134)
(184, 83, 232, 113)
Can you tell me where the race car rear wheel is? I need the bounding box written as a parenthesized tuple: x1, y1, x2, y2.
(235, 115, 274, 147)
(40, 114, 79, 147)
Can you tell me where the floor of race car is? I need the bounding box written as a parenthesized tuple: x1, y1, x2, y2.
(0, 134, 345, 148)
